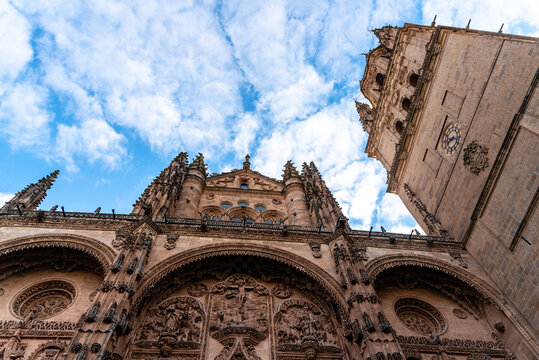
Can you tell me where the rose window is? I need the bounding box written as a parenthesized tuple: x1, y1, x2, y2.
(394, 298, 447, 336)
(12, 280, 76, 320)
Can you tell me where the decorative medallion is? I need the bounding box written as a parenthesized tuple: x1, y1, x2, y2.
(187, 282, 208, 297)
(272, 283, 292, 298)
(453, 308, 468, 319)
(394, 298, 447, 336)
(12, 280, 76, 320)
(463, 140, 489, 175)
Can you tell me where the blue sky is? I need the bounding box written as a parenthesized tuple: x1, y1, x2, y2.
(1, 0, 537, 233)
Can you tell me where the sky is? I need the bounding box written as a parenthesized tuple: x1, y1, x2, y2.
(0, 0, 537, 233)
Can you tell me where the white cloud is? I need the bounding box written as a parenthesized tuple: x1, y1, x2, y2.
(0, 0, 33, 95)
(0, 82, 51, 148)
(377, 192, 412, 224)
(0, 192, 14, 207)
(55, 118, 126, 172)
(422, 0, 539, 35)
(232, 113, 261, 157)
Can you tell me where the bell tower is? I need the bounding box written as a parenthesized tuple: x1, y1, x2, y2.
(359, 22, 539, 340)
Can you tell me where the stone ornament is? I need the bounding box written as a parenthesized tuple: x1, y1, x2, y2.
(186, 282, 208, 297)
(453, 308, 468, 319)
(0, 287, 4, 296)
(164, 234, 179, 250)
(11, 280, 76, 320)
(463, 140, 489, 175)
(394, 298, 447, 336)
(272, 283, 292, 299)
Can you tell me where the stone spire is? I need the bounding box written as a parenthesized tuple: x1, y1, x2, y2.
(301, 162, 348, 231)
(189, 153, 208, 177)
(132, 152, 188, 218)
(282, 160, 300, 182)
(355, 101, 375, 134)
(1, 170, 59, 212)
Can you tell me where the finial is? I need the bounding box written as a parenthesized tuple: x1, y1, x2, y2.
(243, 154, 251, 170)
(0, 170, 60, 212)
(283, 160, 300, 181)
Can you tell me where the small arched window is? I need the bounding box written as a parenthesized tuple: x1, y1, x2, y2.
(240, 183, 249, 189)
(238, 201, 249, 207)
(220, 202, 232, 209)
(254, 205, 267, 211)
(375, 73, 385, 87)
(402, 97, 411, 112)
(395, 120, 404, 135)
(409, 73, 419, 87)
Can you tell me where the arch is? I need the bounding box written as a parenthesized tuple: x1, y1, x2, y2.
(27, 340, 67, 360)
(402, 97, 411, 111)
(0, 233, 116, 274)
(365, 254, 505, 309)
(133, 243, 349, 326)
(409, 72, 419, 87)
(228, 206, 258, 221)
(375, 73, 385, 87)
(394, 120, 404, 135)
(200, 205, 224, 220)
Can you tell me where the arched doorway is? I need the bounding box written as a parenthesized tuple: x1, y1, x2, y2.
(129, 253, 349, 360)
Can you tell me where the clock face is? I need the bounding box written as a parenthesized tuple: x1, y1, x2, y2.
(442, 123, 461, 155)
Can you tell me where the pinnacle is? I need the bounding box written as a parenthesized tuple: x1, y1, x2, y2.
(1, 169, 60, 212)
(282, 160, 300, 181)
(189, 153, 208, 177)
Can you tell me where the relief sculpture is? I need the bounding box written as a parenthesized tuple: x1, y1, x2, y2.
(136, 296, 205, 356)
(210, 275, 269, 360)
(274, 299, 341, 355)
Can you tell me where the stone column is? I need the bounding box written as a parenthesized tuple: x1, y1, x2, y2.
(65, 223, 157, 360)
(329, 230, 404, 360)
(283, 161, 312, 226)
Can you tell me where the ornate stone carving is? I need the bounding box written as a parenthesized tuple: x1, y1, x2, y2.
(452, 308, 467, 319)
(349, 243, 368, 262)
(463, 140, 489, 175)
(398, 335, 509, 357)
(308, 241, 322, 258)
(333, 244, 349, 267)
(274, 299, 341, 353)
(272, 283, 292, 299)
(28, 341, 66, 360)
(137, 296, 205, 350)
(11, 280, 76, 320)
(394, 298, 447, 336)
(165, 234, 179, 250)
(187, 283, 208, 297)
(209, 274, 269, 339)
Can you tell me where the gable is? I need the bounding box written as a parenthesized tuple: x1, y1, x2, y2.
(206, 169, 282, 192)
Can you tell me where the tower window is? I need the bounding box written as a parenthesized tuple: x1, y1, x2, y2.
(409, 73, 419, 87)
(240, 183, 249, 189)
(375, 73, 385, 87)
(402, 97, 411, 112)
(395, 121, 404, 135)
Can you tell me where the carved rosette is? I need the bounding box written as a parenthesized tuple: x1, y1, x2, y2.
(394, 298, 447, 336)
(463, 140, 489, 175)
(11, 280, 76, 320)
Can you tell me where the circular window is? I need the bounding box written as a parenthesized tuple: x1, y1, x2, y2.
(394, 298, 447, 336)
(220, 202, 232, 209)
(237, 201, 249, 207)
(12, 280, 76, 320)
(254, 205, 267, 211)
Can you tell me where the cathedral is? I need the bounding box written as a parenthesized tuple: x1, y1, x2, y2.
(0, 22, 537, 360)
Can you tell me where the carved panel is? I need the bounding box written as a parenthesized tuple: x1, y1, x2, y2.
(136, 296, 205, 351)
(274, 299, 341, 354)
(463, 140, 489, 175)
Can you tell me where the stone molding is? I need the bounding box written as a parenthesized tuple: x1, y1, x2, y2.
(0, 233, 116, 273)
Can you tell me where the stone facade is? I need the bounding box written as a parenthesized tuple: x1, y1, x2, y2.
(0, 149, 534, 359)
(359, 23, 538, 359)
